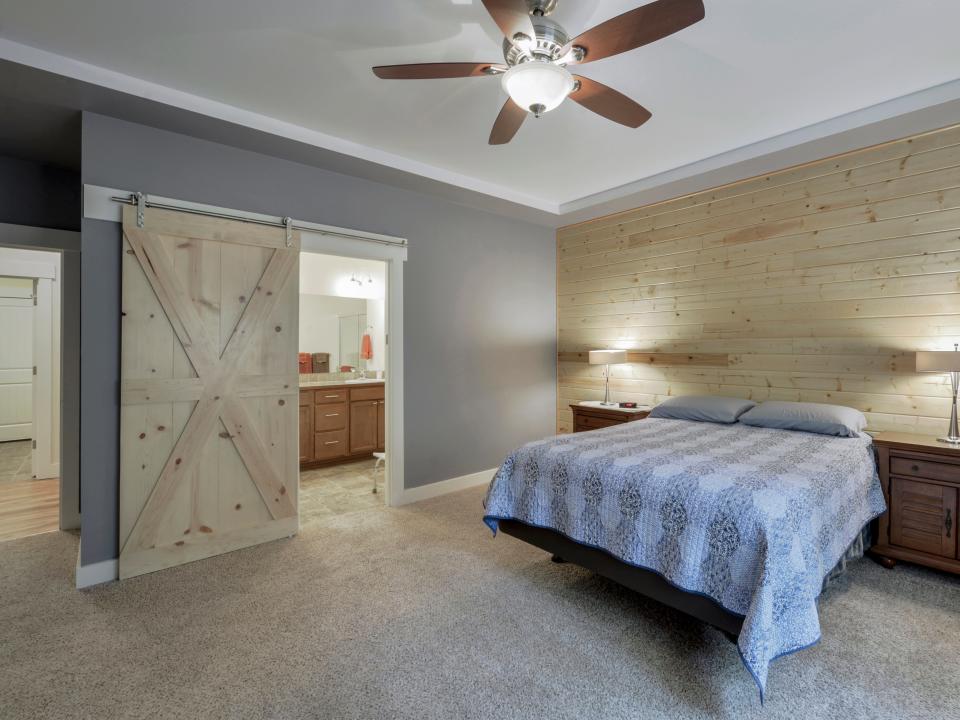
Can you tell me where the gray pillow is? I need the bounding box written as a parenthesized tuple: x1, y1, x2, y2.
(649, 395, 756, 424)
(738, 401, 867, 438)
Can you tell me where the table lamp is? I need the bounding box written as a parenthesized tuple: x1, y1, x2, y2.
(916, 344, 960, 444)
(588, 349, 627, 407)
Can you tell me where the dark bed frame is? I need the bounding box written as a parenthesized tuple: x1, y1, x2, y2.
(498, 519, 744, 638)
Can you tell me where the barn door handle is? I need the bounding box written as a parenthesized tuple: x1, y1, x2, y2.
(946, 509, 953, 538)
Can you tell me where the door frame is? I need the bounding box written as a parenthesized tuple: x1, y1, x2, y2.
(0, 223, 80, 530)
(0, 255, 57, 470)
(298, 233, 405, 506)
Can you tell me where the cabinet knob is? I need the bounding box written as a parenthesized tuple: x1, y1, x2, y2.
(911, 464, 919, 472)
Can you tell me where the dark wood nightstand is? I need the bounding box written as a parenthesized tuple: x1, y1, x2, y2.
(871, 432, 960, 575)
(570, 402, 650, 433)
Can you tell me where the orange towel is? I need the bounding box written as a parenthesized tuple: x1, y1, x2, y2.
(360, 333, 373, 360)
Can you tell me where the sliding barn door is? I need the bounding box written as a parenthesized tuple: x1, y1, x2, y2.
(119, 205, 300, 579)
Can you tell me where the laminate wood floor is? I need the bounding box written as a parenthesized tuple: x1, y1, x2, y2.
(0, 477, 59, 542)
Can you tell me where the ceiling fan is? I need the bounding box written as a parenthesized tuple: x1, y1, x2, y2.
(373, 0, 705, 145)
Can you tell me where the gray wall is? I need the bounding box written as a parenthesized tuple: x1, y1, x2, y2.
(0, 155, 80, 231)
(80, 112, 556, 565)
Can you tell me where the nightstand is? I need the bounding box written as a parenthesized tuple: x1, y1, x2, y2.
(570, 402, 650, 433)
(870, 432, 960, 575)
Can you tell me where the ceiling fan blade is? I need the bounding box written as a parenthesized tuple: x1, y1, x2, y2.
(481, 0, 536, 42)
(570, 76, 652, 128)
(563, 0, 704, 65)
(373, 63, 506, 80)
(489, 99, 527, 145)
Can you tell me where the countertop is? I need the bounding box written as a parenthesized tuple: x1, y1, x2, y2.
(299, 379, 385, 389)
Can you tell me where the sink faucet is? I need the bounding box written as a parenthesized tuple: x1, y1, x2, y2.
(357, 368, 366, 379)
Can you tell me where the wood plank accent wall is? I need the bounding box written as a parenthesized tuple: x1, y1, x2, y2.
(556, 123, 960, 434)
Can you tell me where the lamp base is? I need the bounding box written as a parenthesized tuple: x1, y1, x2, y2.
(599, 401, 618, 407)
(937, 436, 960, 445)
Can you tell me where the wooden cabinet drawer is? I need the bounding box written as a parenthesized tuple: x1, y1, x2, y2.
(570, 404, 648, 434)
(575, 415, 624, 432)
(314, 403, 347, 432)
(315, 388, 348, 404)
(299, 404, 313, 462)
(314, 429, 348, 460)
(889, 476, 957, 559)
(350, 384, 385, 402)
(891, 456, 958, 483)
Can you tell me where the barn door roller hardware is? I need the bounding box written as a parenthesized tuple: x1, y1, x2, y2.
(110, 193, 408, 247)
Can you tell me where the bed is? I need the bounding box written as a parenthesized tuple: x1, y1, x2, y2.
(482, 416, 885, 699)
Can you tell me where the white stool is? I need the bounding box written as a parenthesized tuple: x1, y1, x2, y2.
(372, 452, 386, 494)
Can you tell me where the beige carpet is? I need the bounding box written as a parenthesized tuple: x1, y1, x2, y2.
(1, 485, 958, 720)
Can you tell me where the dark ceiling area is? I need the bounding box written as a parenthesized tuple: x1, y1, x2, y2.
(0, 93, 80, 171)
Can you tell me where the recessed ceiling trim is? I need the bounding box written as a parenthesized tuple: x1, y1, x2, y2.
(4, 36, 960, 226)
(0, 38, 560, 215)
(559, 76, 960, 220)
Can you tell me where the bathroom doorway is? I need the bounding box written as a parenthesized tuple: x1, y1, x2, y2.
(297, 250, 392, 527)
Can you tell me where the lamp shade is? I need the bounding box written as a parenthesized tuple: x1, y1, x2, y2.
(501, 61, 574, 115)
(916, 348, 960, 372)
(588, 349, 627, 365)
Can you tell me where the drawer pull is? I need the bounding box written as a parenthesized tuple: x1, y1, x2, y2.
(911, 464, 920, 472)
(324, 440, 340, 445)
(324, 413, 339, 417)
(947, 509, 953, 539)
(324, 394, 339, 398)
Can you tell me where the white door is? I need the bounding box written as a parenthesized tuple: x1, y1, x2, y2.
(0, 276, 34, 442)
(0, 249, 61, 480)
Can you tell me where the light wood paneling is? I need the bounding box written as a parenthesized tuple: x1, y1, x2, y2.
(557, 124, 960, 435)
(119, 206, 300, 579)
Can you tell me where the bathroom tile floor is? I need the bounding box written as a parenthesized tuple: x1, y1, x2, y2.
(0, 441, 33, 484)
(299, 458, 383, 525)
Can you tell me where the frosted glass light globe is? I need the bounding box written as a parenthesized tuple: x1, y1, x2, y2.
(501, 61, 575, 116)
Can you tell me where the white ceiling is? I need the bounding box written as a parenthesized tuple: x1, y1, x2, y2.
(300, 252, 385, 300)
(1, 0, 959, 212)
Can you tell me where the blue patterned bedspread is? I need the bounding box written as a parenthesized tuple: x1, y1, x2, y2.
(483, 418, 885, 698)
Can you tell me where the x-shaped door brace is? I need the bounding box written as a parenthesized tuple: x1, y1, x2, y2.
(121, 227, 298, 554)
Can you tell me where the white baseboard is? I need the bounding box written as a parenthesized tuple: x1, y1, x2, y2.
(397, 467, 497, 505)
(70, 468, 497, 586)
(76, 556, 118, 588)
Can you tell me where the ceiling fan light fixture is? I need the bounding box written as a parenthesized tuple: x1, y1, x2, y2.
(501, 61, 574, 116)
